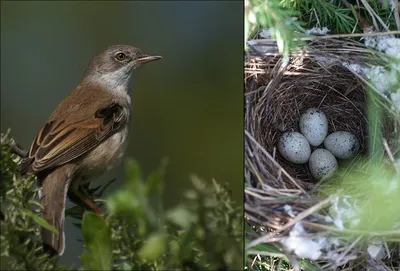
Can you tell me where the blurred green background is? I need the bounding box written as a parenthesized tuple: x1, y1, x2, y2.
(1, 1, 243, 267)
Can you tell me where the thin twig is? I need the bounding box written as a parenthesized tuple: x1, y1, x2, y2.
(301, 220, 400, 237)
(335, 235, 362, 265)
(394, 0, 400, 31)
(251, 30, 400, 43)
(361, 0, 391, 31)
(1, 132, 28, 158)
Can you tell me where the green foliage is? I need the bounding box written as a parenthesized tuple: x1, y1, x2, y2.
(245, 0, 305, 58)
(291, 0, 398, 34)
(0, 132, 66, 270)
(95, 159, 243, 270)
(246, 0, 399, 60)
(291, 0, 357, 33)
(357, 0, 398, 31)
(1, 133, 242, 270)
(367, 85, 385, 160)
(81, 213, 112, 270)
(323, 160, 400, 233)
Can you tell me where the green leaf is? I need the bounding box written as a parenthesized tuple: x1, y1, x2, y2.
(245, 237, 280, 254)
(324, 161, 400, 232)
(81, 213, 112, 270)
(146, 158, 168, 197)
(175, 226, 197, 260)
(191, 175, 206, 191)
(300, 260, 321, 271)
(166, 205, 197, 228)
(124, 159, 142, 192)
(119, 262, 132, 271)
(138, 232, 167, 262)
(107, 189, 141, 217)
(21, 208, 58, 236)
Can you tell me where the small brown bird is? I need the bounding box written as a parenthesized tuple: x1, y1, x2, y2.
(20, 45, 162, 255)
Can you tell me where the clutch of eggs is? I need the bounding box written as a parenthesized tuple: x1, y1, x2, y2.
(277, 107, 361, 180)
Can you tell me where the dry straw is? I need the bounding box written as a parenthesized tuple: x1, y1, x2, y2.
(245, 36, 399, 270)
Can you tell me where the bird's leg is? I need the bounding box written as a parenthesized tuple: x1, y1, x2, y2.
(69, 187, 104, 216)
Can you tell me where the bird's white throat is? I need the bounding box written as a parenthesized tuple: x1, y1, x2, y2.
(96, 67, 133, 102)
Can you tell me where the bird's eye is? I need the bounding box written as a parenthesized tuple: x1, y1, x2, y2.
(115, 53, 126, 61)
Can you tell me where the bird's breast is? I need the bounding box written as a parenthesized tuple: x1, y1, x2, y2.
(77, 126, 130, 178)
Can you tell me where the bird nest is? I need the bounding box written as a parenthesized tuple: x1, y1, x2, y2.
(245, 38, 400, 270)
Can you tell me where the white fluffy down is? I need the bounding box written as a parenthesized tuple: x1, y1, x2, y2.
(280, 223, 340, 261)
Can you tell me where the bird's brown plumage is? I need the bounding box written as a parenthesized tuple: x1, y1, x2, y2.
(21, 84, 129, 175)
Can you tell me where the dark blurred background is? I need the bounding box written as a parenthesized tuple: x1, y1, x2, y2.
(1, 1, 243, 267)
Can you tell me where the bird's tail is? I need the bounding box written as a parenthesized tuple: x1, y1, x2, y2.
(39, 164, 74, 256)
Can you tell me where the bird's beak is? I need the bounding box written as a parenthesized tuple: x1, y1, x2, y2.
(136, 54, 163, 64)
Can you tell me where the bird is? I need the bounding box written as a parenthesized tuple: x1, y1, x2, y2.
(20, 44, 162, 256)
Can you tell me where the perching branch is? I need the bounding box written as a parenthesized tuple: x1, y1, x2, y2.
(1, 131, 28, 158)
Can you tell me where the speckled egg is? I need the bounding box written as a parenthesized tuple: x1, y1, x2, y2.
(299, 108, 329, 146)
(278, 132, 311, 164)
(309, 149, 338, 180)
(324, 131, 360, 159)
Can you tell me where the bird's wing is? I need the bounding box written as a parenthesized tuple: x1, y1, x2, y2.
(20, 102, 128, 174)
